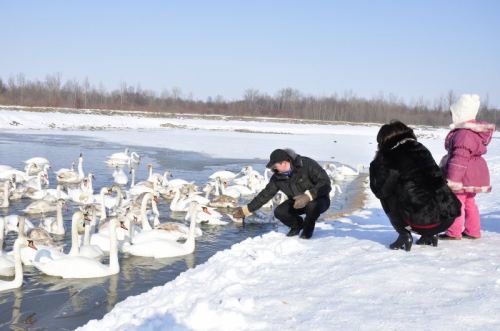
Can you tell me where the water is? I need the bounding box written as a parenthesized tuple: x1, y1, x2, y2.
(0, 131, 361, 330)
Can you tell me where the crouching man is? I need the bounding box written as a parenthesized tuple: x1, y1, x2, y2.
(233, 148, 331, 239)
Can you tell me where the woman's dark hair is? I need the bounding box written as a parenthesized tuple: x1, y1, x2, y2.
(376, 120, 417, 149)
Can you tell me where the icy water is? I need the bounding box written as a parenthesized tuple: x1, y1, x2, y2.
(0, 131, 361, 330)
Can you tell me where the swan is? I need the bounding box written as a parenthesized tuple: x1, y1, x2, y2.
(39, 199, 67, 235)
(329, 183, 343, 199)
(112, 166, 129, 185)
(22, 196, 60, 214)
(57, 153, 84, 184)
(122, 201, 204, 258)
(23, 157, 50, 167)
(203, 183, 238, 208)
(0, 235, 37, 292)
(69, 211, 104, 261)
(161, 170, 190, 189)
(215, 177, 240, 199)
(1, 180, 13, 208)
(0, 163, 38, 183)
(81, 187, 113, 219)
(88, 210, 133, 252)
(0, 165, 14, 172)
(339, 164, 365, 176)
(33, 217, 127, 278)
(272, 191, 287, 207)
(132, 194, 202, 244)
(2, 214, 35, 234)
(46, 184, 70, 200)
(0, 217, 15, 276)
(55, 162, 75, 175)
(185, 205, 228, 225)
(208, 170, 238, 181)
(169, 187, 191, 212)
(107, 149, 141, 165)
(16, 216, 65, 266)
(108, 148, 129, 160)
(221, 178, 254, 197)
(228, 209, 277, 224)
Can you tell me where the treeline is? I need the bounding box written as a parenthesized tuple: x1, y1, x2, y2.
(1, 73, 499, 127)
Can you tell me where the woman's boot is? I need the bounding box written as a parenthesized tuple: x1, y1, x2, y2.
(389, 232, 413, 251)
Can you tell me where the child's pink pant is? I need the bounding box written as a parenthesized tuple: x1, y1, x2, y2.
(445, 193, 481, 238)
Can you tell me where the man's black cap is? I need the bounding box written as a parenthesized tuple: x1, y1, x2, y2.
(266, 149, 289, 168)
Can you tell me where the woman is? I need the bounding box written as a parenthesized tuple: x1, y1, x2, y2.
(369, 120, 461, 251)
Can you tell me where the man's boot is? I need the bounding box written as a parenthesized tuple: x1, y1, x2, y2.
(300, 220, 315, 239)
(286, 216, 304, 237)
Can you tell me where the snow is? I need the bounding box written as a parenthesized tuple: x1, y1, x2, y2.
(1, 108, 500, 330)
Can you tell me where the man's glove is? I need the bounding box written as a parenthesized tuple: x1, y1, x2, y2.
(232, 205, 251, 219)
(293, 193, 311, 209)
(233, 207, 246, 219)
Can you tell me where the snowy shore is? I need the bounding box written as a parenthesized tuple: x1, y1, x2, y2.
(1, 108, 499, 330)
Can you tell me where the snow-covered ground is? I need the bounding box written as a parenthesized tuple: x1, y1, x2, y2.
(2, 109, 500, 330)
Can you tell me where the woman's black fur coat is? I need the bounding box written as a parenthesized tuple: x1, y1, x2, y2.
(369, 132, 461, 227)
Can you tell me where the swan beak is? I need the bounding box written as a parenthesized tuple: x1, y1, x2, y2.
(154, 196, 159, 203)
(28, 240, 38, 251)
(202, 207, 211, 215)
(133, 216, 139, 226)
(63, 203, 68, 211)
(120, 222, 129, 231)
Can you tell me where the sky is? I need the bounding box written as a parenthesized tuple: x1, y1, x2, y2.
(1, 108, 499, 330)
(1, 1, 500, 106)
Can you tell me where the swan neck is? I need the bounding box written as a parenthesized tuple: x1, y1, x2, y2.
(12, 239, 24, 287)
(68, 213, 81, 256)
(55, 202, 64, 235)
(141, 194, 153, 230)
(100, 189, 107, 219)
(108, 220, 119, 274)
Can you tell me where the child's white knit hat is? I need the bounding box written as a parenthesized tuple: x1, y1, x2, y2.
(450, 94, 480, 129)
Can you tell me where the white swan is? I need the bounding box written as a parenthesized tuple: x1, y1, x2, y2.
(221, 178, 254, 197)
(39, 199, 67, 235)
(122, 201, 204, 258)
(208, 170, 238, 181)
(185, 205, 228, 225)
(0, 180, 13, 208)
(69, 211, 104, 261)
(169, 187, 191, 212)
(33, 217, 127, 278)
(132, 193, 201, 244)
(329, 182, 343, 199)
(2, 214, 34, 234)
(112, 166, 129, 185)
(0, 217, 15, 276)
(339, 164, 365, 176)
(55, 162, 75, 175)
(16, 216, 65, 266)
(0, 235, 37, 292)
(46, 184, 70, 200)
(0, 163, 38, 183)
(23, 157, 50, 167)
(57, 154, 84, 184)
(161, 170, 190, 189)
(88, 210, 133, 253)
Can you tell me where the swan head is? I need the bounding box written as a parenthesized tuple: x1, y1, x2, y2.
(19, 238, 38, 251)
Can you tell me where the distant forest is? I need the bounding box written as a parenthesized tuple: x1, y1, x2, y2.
(1, 73, 499, 127)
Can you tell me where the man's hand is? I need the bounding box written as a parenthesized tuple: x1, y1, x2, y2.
(232, 207, 246, 219)
(293, 194, 311, 209)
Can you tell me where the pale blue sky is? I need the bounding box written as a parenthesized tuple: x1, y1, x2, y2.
(1, 1, 499, 106)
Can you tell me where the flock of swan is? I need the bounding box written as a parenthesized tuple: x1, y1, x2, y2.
(0, 148, 362, 290)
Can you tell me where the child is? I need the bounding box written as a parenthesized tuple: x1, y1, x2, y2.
(439, 94, 497, 240)
(370, 120, 461, 251)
